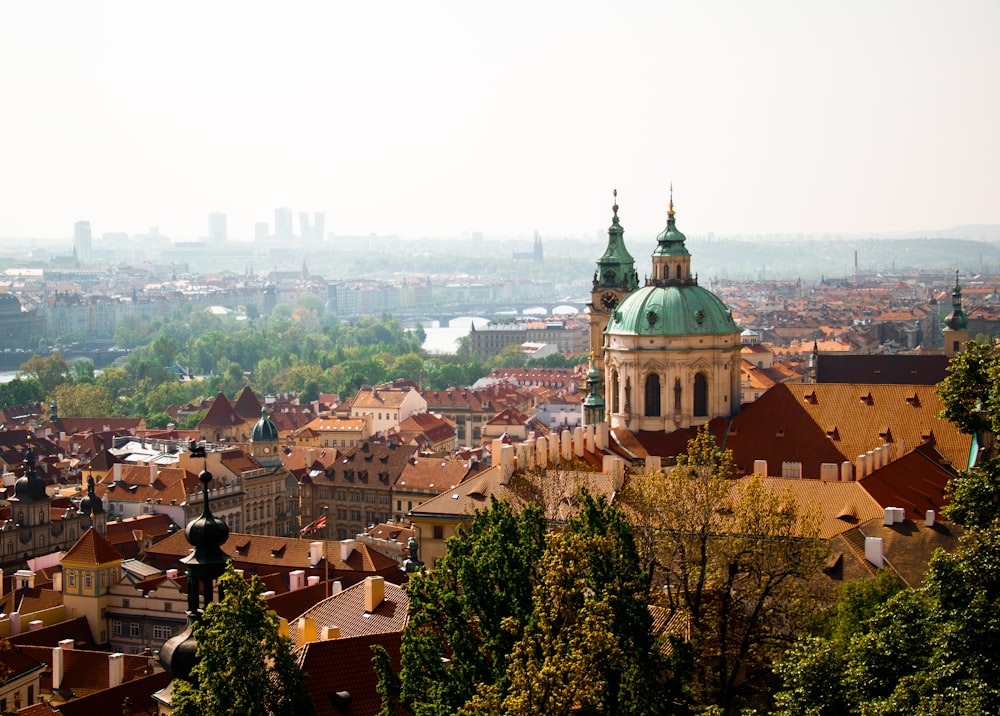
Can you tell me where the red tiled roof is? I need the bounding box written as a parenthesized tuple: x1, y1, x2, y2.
(289, 580, 409, 642)
(8, 617, 95, 648)
(198, 391, 243, 428)
(63, 529, 124, 566)
(858, 442, 958, 521)
(724, 383, 973, 478)
(233, 386, 263, 420)
(297, 632, 402, 716)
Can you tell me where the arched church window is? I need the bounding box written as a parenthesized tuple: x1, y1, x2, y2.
(676, 265, 681, 279)
(645, 375, 661, 417)
(693, 373, 708, 417)
(674, 378, 682, 412)
(611, 370, 620, 414)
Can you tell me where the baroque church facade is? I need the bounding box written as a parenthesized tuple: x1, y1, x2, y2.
(589, 191, 741, 433)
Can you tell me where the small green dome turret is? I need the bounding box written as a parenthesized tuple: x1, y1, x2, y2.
(251, 407, 279, 443)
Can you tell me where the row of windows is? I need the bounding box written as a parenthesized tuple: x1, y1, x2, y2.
(112, 621, 177, 640)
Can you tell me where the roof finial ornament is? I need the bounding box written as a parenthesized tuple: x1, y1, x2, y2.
(668, 182, 675, 218)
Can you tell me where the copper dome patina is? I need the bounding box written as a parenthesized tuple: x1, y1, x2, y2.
(606, 283, 737, 337)
(251, 407, 279, 443)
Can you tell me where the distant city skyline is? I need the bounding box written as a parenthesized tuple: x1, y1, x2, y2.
(1, 1, 998, 242)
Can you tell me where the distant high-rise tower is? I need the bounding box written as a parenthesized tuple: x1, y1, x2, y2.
(74, 221, 92, 262)
(313, 212, 325, 242)
(275, 207, 293, 243)
(208, 213, 227, 243)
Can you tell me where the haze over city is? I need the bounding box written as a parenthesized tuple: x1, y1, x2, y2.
(1, 0, 998, 244)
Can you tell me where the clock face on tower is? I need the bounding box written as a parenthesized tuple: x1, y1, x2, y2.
(601, 292, 619, 310)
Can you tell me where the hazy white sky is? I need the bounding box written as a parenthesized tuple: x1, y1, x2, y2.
(1, 1, 998, 242)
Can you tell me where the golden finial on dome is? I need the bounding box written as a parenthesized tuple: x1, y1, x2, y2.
(668, 182, 675, 218)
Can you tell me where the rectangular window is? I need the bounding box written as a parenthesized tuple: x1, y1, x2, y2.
(433, 525, 444, 540)
(122, 598, 130, 608)
(129, 623, 141, 637)
(68, 571, 76, 588)
(319, 489, 329, 500)
(164, 602, 172, 612)
(84, 573, 93, 590)
(113, 621, 122, 635)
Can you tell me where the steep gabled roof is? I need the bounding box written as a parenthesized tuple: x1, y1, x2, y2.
(63, 528, 123, 566)
(232, 385, 263, 420)
(197, 391, 243, 428)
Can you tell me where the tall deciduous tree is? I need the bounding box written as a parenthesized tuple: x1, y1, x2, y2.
(170, 564, 314, 716)
(937, 338, 1000, 438)
(377, 495, 679, 716)
(17, 352, 71, 395)
(619, 426, 828, 714)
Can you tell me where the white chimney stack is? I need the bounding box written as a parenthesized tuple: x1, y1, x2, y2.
(865, 537, 884, 567)
(109, 653, 124, 687)
(926, 510, 936, 527)
(841, 461, 854, 482)
(307, 575, 320, 587)
(53, 643, 67, 689)
(340, 539, 354, 562)
(753, 460, 768, 477)
(289, 570, 305, 591)
(309, 541, 324, 567)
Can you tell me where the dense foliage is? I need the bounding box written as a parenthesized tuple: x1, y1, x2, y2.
(375, 494, 683, 715)
(170, 564, 314, 716)
(4, 306, 582, 415)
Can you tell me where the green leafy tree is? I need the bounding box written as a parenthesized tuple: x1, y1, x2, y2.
(171, 564, 314, 716)
(18, 352, 72, 395)
(0, 378, 43, 408)
(378, 495, 679, 715)
(377, 499, 547, 715)
(937, 339, 1000, 438)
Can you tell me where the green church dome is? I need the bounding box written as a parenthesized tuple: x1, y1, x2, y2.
(251, 407, 279, 442)
(606, 284, 738, 337)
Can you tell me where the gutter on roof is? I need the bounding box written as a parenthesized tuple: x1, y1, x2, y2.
(609, 429, 639, 460)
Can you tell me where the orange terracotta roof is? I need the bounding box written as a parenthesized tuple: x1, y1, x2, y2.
(395, 457, 472, 492)
(63, 528, 123, 566)
(288, 579, 408, 642)
(724, 383, 973, 478)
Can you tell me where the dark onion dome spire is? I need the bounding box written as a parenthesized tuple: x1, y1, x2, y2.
(944, 270, 969, 330)
(13, 444, 47, 502)
(161, 444, 231, 682)
(183, 468, 231, 584)
(78, 476, 104, 519)
(251, 406, 279, 442)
